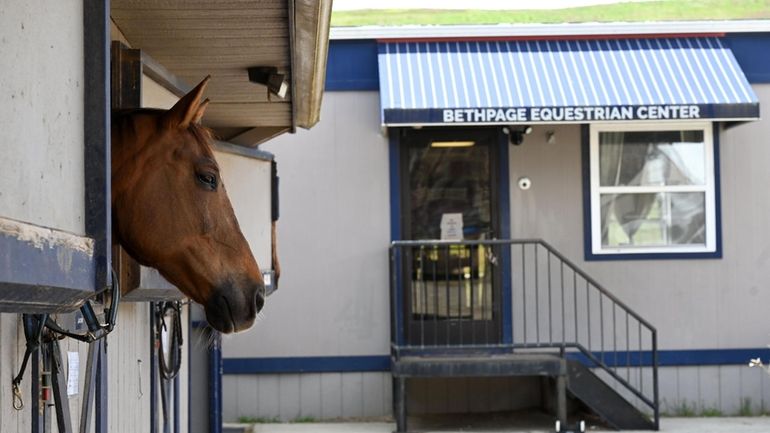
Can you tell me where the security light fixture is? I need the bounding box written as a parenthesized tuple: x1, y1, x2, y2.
(503, 125, 533, 146)
(247, 66, 288, 99)
(430, 140, 476, 148)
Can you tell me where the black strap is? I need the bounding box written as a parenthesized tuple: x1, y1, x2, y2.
(11, 314, 47, 410)
(10, 268, 120, 411)
(156, 301, 184, 381)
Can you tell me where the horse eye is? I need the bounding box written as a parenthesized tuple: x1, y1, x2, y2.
(196, 173, 217, 190)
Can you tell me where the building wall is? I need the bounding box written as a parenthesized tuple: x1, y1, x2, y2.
(0, 56, 193, 433)
(0, 3, 90, 430)
(223, 372, 392, 421)
(222, 83, 770, 419)
(222, 91, 392, 421)
(223, 91, 391, 360)
(213, 152, 273, 269)
(508, 85, 770, 352)
(0, 1, 85, 235)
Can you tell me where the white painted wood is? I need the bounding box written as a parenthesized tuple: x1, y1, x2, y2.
(299, 373, 322, 419)
(698, 366, 721, 414)
(320, 373, 343, 419)
(279, 374, 302, 421)
(362, 373, 386, 417)
(658, 368, 679, 414)
(719, 366, 742, 415)
(0, 1, 85, 235)
(677, 367, 699, 410)
(237, 375, 259, 421)
(341, 373, 364, 418)
(739, 364, 763, 415)
(223, 376, 239, 422)
(257, 375, 281, 419)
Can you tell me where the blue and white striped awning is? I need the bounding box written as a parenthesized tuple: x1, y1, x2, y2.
(377, 37, 759, 126)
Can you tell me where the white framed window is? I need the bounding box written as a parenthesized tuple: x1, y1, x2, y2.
(589, 122, 717, 256)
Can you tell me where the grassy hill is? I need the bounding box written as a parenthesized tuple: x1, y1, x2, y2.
(331, 0, 770, 27)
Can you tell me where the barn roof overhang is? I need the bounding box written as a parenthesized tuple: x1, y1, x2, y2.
(111, 0, 332, 146)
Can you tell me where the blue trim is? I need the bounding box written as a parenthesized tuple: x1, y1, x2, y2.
(711, 123, 724, 258)
(186, 307, 191, 433)
(83, 0, 112, 294)
(582, 124, 724, 261)
(209, 332, 222, 433)
(325, 40, 379, 91)
(222, 348, 770, 374)
(0, 230, 97, 311)
(150, 303, 158, 433)
(497, 132, 513, 345)
(378, 39, 759, 125)
(388, 131, 405, 346)
(223, 355, 391, 374)
(389, 131, 401, 243)
(724, 33, 770, 84)
(324, 35, 770, 91)
(581, 125, 594, 262)
(383, 104, 759, 125)
(570, 347, 770, 368)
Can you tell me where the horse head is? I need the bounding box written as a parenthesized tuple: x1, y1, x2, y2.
(111, 77, 264, 333)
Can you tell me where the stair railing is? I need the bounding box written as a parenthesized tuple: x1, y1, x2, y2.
(390, 239, 659, 429)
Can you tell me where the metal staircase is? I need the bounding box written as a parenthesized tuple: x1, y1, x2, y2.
(389, 239, 659, 432)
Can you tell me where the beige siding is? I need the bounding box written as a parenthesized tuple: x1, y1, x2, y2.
(223, 372, 391, 422)
(223, 91, 391, 360)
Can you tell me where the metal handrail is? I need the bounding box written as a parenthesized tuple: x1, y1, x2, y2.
(390, 238, 659, 428)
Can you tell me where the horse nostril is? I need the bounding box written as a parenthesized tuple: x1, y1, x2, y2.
(255, 284, 265, 313)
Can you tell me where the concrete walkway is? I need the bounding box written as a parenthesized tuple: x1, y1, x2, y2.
(237, 417, 770, 433)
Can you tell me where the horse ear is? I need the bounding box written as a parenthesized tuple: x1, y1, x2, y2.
(166, 76, 211, 128)
(192, 99, 209, 125)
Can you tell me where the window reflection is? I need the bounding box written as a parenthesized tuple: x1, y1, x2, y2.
(600, 192, 706, 247)
(409, 145, 491, 240)
(599, 130, 706, 187)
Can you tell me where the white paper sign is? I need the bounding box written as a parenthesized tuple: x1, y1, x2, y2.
(67, 351, 79, 396)
(440, 213, 464, 241)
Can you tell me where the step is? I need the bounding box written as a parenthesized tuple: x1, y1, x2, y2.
(393, 353, 565, 377)
(566, 360, 656, 430)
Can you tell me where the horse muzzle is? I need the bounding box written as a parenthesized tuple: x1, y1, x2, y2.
(204, 281, 265, 333)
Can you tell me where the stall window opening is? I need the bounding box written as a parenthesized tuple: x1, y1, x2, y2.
(588, 122, 718, 257)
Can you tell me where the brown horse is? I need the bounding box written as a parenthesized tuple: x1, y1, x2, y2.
(111, 77, 265, 333)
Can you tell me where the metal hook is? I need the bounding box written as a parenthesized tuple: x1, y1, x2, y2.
(12, 382, 23, 410)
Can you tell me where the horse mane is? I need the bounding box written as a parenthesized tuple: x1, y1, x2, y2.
(112, 108, 215, 149)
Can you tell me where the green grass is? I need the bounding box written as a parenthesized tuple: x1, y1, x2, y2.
(670, 400, 698, 417)
(701, 407, 723, 417)
(739, 397, 754, 416)
(236, 416, 280, 424)
(331, 0, 770, 27)
(236, 415, 317, 424)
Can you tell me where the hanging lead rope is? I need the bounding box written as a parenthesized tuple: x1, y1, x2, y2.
(155, 300, 184, 429)
(11, 314, 47, 410)
(10, 268, 120, 410)
(156, 301, 183, 381)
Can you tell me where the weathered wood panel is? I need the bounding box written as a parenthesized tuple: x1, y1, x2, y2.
(0, 1, 85, 235)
